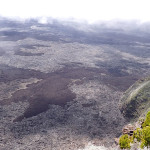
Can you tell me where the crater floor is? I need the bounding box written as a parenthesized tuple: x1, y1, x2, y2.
(0, 18, 150, 150)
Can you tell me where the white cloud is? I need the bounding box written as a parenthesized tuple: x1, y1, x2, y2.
(0, 0, 150, 22)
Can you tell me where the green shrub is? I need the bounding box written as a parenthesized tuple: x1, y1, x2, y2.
(133, 128, 142, 142)
(141, 126, 150, 149)
(119, 134, 131, 149)
(119, 111, 150, 149)
(142, 111, 150, 128)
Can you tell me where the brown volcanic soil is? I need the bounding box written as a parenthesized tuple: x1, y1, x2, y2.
(0, 66, 138, 122)
(0, 64, 47, 82)
(12, 76, 76, 121)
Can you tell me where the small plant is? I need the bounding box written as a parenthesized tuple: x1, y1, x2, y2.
(133, 128, 142, 142)
(140, 126, 150, 149)
(119, 134, 131, 149)
(142, 111, 150, 128)
(119, 111, 150, 149)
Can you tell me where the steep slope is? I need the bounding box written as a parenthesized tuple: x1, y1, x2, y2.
(120, 77, 150, 121)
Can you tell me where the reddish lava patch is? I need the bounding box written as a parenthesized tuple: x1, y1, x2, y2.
(0, 66, 139, 121)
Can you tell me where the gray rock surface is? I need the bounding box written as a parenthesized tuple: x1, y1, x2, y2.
(0, 18, 150, 149)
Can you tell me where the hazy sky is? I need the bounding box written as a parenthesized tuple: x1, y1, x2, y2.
(0, 0, 150, 23)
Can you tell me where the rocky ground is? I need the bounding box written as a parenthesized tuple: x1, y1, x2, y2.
(0, 18, 150, 149)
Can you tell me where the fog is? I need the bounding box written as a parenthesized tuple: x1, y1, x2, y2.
(0, 0, 150, 23)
